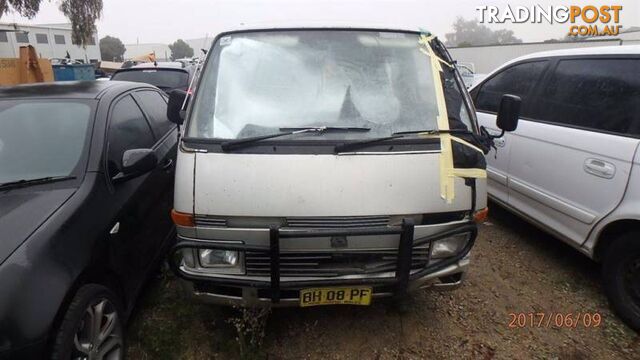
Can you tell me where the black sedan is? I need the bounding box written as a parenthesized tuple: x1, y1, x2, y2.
(0, 81, 177, 359)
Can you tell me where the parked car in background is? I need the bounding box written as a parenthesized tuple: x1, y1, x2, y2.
(111, 65, 191, 94)
(470, 45, 640, 330)
(167, 24, 519, 308)
(0, 81, 178, 359)
(133, 61, 184, 69)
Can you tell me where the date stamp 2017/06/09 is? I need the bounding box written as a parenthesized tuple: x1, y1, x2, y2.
(508, 312, 602, 329)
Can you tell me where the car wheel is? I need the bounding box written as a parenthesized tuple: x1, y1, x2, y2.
(51, 284, 125, 360)
(602, 231, 640, 331)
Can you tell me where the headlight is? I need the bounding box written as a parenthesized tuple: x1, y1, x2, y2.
(199, 249, 239, 267)
(176, 248, 245, 275)
(430, 233, 471, 259)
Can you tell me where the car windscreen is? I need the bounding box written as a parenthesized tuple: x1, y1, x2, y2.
(187, 30, 473, 140)
(0, 100, 93, 184)
(112, 69, 189, 90)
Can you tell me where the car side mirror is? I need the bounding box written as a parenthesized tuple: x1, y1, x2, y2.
(122, 149, 157, 175)
(167, 89, 188, 125)
(496, 94, 521, 132)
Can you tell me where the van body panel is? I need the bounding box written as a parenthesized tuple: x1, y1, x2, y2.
(192, 152, 475, 217)
(174, 150, 195, 213)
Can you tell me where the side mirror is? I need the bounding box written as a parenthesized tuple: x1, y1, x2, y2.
(122, 149, 157, 175)
(167, 89, 188, 125)
(496, 94, 521, 132)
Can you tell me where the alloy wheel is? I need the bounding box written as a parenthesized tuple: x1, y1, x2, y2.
(71, 298, 123, 360)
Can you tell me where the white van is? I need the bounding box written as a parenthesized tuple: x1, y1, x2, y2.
(165, 23, 518, 307)
(470, 45, 640, 330)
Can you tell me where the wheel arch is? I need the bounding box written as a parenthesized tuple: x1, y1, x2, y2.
(45, 265, 127, 355)
(593, 219, 640, 262)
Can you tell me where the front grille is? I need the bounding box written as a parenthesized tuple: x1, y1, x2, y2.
(245, 245, 430, 277)
(194, 216, 227, 227)
(285, 215, 390, 228)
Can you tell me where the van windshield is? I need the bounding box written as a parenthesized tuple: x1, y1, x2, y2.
(188, 30, 472, 140)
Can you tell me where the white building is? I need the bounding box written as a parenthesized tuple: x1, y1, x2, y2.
(0, 22, 101, 63)
(124, 37, 213, 62)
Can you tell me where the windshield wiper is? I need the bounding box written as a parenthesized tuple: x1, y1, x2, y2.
(0, 176, 76, 191)
(220, 126, 371, 152)
(334, 135, 404, 153)
(333, 129, 475, 153)
(392, 129, 473, 136)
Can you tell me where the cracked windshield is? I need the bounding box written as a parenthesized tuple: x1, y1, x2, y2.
(188, 30, 472, 140)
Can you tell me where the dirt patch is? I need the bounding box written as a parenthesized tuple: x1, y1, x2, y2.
(127, 204, 639, 359)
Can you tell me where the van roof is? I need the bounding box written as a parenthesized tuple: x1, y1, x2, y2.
(211, 21, 424, 38)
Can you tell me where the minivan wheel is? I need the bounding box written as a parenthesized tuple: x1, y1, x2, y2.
(602, 232, 640, 331)
(51, 284, 124, 360)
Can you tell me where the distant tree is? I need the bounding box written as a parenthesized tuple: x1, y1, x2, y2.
(100, 36, 126, 61)
(169, 39, 194, 60)
(445, 17, 522, 47)
(0, 0, 102, 47)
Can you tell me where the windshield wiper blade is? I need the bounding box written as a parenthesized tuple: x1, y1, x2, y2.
(333, 128, 472, 153)
(0, 176, 76, 190)
(279, 126, 371, 132)
(220, 126, 371, 152)
(334, 135, 404, 153)
(392, 129, 473, 136)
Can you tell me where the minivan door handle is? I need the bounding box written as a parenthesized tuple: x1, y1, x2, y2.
(584, 158, 615, 179)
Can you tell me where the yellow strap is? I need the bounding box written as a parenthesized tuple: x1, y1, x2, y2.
(419, 34, 484, 203)
(452, 168, 487, 178)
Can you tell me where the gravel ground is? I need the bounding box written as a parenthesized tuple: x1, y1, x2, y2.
(126, 204, 639, 359)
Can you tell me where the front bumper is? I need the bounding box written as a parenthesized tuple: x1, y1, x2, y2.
(169, 219, 476, 307)
(180, 257, 468, 306)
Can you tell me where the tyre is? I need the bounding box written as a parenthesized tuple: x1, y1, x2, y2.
(602, 231, 640, 331)
(51, 284, 125, 360)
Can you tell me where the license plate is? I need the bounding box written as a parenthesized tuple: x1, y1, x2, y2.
(299, 286, 372, 307)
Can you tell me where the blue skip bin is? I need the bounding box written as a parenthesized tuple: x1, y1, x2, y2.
(52, 64, 96, 81)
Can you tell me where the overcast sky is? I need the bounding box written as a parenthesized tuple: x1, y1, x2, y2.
(2, 0, 638, 44)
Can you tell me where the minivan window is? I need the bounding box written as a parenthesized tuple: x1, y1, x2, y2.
(107, 95, 155, 176)
(0, 101, 92, 184)
(188, 30, 472, 140)
(530, 58, 640, 136)
(135, 90, 173, 138)
(475, 61, 547, 115)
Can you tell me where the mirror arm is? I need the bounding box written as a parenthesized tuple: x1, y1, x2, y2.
(488, 129, 505, 139)
(111, 172, 133, 183)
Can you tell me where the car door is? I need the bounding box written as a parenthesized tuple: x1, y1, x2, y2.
(131, 89, 177, 257)
(506, 57, 640, 246)
(471, 60, 549, 204)
(105, 94, 163, 297)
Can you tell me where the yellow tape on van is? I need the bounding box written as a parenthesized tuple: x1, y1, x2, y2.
(419, 35, 486, 203)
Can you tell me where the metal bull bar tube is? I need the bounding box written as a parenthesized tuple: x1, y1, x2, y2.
(169, 220, 478, 304)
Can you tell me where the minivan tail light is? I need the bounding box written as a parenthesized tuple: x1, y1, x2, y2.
(171, 209, 195, 227)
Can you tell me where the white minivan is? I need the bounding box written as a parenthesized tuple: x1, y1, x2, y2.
(165, 23, 519, 308)
(470, 45, 640, 330)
